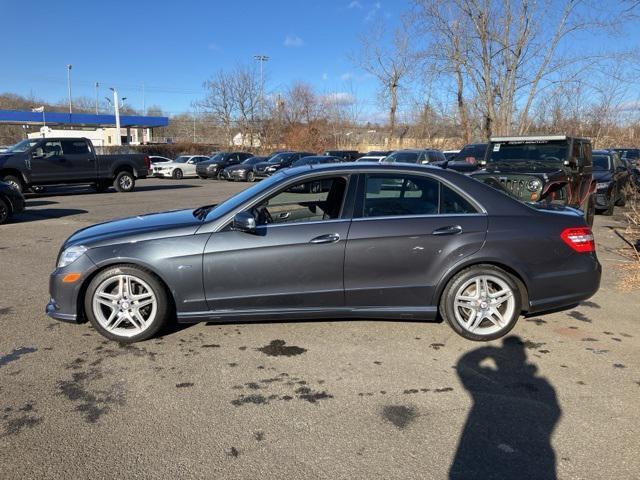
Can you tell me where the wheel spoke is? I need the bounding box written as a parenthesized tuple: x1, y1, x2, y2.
(455, 299, 475, 310)
(466, 310, 483, 332)
(106, 311, 124, 330)
(130, 311, 147, 330)
(487, 307, 504, 327)
(492, 291, 513, 307)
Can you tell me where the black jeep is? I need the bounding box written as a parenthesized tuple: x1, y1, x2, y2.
(471, 135, 595, 225)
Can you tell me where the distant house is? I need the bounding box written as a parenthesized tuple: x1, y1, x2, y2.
(232, 132, 261, 148)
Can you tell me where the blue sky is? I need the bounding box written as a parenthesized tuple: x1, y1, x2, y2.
(1, 0, 404, 115)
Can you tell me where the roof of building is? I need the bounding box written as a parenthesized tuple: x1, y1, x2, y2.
(0, 109, 168, 128)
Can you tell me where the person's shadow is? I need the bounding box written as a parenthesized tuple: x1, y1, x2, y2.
(450, 336, 561, 480)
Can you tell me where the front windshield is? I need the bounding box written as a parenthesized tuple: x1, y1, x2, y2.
(6, 139, 39, 153)
(385, 151, 419, 163)
(488, 141, 567, 165)
(593, 155, 611, 171)
(268, 153, 291, 163)
(208, 153, 225, 162)
(242, 156, 264, 165)
(202, 172, 285, 220)
(175, 156, 190, 163)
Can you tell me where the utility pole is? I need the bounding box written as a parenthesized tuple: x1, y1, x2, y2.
(66, 64, 73, 114)
(95, 82, 99, 114)
(110, 87, 121, 146)
(254, 55, 269, 119)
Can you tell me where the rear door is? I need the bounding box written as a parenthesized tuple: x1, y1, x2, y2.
(344, 172, 488, 308)
(60, 139, 96, 182)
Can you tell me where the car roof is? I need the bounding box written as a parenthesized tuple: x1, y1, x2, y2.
(490, 135, 589, 142)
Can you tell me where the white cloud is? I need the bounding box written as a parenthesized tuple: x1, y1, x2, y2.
(322, 92, 355, 106)
(284, 34, 304, 47)
(365, 1, 382, 21)
(348, 1, 363, 8)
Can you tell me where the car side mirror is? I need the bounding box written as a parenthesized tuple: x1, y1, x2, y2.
(233, 212, 256, 234)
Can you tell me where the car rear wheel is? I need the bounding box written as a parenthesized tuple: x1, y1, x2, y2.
(0, 197, 10, 224)
(172, 169, 183, 180)
(84, 265, 170, 343)
(114, 171, 135, 192)
(246, 171, 256, 182)
(440, 265, 521, 341)
(1, 175, 23, 193)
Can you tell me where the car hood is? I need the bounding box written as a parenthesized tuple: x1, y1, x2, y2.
(154, 161, 182, 168)
(592, 171, 612, 182)
(64, 208, 203, 248)
(225, 164, 248, 171)
(0, 152, 21, 164)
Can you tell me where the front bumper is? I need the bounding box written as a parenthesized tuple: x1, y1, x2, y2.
(45, 255, 97, 324)
(255, 168, 277, 178)
(228, 169, 248, 180)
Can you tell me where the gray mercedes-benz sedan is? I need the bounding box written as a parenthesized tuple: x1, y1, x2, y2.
(46, 163, 601, 343)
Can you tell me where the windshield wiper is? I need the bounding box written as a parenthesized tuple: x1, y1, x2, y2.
(193, 204, 217, 219)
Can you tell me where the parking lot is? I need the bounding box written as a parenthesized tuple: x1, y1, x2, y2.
(0, 178, 638, 479)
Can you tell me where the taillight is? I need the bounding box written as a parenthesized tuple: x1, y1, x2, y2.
(561, 227, 595, 253)
(144, 155, 150, 169)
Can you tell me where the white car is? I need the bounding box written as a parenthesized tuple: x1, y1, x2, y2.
(152, 155, 210, 179)
(356, 155, 387, 162)
(149, 155, 173, 166)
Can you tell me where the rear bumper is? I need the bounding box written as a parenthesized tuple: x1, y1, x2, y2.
(527, 255, 601, 314)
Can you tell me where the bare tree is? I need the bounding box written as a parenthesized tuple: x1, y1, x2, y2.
(352, 21, 415, 141)
(197, 70, 234, 145)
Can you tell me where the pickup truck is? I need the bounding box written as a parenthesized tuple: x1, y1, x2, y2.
(0, 137, 150, 193)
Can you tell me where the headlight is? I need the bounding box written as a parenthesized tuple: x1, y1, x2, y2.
(58, 245, 87, 268)
(596, 182, 610, 190)
(526, 179, 542, 192)
(207, 164, 218, 170)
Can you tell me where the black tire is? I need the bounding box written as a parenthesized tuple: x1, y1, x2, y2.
(0, 197, 10, 224)
(113, 171, 135, 192)
(172, 169, 183, 180)
(246, 171, 256, 182)
(84, 265, 170, 343)
(1, 175, 23, 193)
(217, 171, 224, 181)
(602, 195, 615, 216)
(584, 194, 595, 227)
(439, 265, 522, 341)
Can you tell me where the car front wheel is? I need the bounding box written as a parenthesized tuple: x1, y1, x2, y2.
(0, 197, 10, 224)
(84, 265, 170, 343)
(2, 175, 23, 193)
(246, 171, 256, 182)
(440, 265, 521, 341)
(172, 169, 183, 180)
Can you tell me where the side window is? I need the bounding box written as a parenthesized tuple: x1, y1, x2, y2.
(363, 174, 439, 217)
(42, 141, 63, 158)
(251, 176, 348, 225)
(61, 140, 89, 155)
(440, 184, 478, 214)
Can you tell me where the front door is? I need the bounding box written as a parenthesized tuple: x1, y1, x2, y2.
(29, 140, 64, 184)
(344, 172, 488, 308)
(202, 174, 352, 311)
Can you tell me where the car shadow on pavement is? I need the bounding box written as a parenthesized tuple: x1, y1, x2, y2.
(11, 208, 88, 223)
(449, 335, 561, 480)
(23, 183, 201, 198)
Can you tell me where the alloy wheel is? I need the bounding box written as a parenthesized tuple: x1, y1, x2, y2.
(452, 274, 516, 336)
(92, 274, 157, 338)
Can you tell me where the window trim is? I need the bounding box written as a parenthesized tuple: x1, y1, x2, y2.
(353, 171, 485, 220)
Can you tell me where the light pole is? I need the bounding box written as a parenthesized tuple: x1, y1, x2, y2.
(95, 82, 99, 114)
(254, 55, 269, 119)
(109, 87, 121, 146)
(66, 64, 73, 114)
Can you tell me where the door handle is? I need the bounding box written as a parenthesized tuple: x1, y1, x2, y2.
(310, 233, 340, 244)
(432, 225, 463, 236)
(278, 212, 291, 219)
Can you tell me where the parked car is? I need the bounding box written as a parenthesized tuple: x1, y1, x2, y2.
(592, 150, 629, 215)
(356, 151, 393, 162)
(472, 136, 595, 226)
(323, 150, 361, 161)
(441, 144, 488, 173)
(0, 137, 149, 193)
(252, 151, 315, 178)
(47, 163, 600, 343)
(149, 156, 173, 166)
(152, 155, 210, 179)
(382, 149, 446, 164)
(196, 152, 254, 180)
(223, 156, 267, 182)
(0, 180, 25, 224)
(444, 150, 461, 161)
(0, 145, 10, 153)
(612, 148, 639, 167)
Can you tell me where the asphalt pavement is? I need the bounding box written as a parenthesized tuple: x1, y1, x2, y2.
(0, 178, 638, 479)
